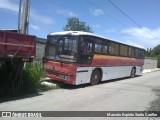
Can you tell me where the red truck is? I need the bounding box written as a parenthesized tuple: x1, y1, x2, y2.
(0, 30, 36, 61)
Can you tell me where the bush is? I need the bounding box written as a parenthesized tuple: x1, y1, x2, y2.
(23, 62, 46, 93)
(0, 61, 46, 99)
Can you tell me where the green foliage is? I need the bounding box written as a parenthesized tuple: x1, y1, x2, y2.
(23, 62, 46, 92)
(145, 48, 153, 57)
(0, 62, 46, 99)
(152, 44, 160, 56)
(63, 17, 93, 33)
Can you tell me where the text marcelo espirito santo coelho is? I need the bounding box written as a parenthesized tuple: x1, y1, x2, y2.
(106, 112, 158, 117)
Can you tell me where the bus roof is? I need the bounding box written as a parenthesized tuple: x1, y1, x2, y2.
(49, 31, 145, 49)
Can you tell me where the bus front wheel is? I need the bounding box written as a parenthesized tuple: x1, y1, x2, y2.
(90, 69, 101, 85)
(130, 68, 136, 78)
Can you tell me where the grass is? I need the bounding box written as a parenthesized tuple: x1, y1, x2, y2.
(23, 62, 46, 92)
(0, 61, 58, 100)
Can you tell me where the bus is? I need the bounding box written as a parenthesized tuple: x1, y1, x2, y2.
(43, 31, 145, 85)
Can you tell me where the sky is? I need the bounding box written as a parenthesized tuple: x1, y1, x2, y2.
(0, 0, 160, 49)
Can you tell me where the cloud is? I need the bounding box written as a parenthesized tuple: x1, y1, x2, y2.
(91, 9, 104, 16)
(56, 9, 77, 17)
(30, 10, 54, 25)
(0, 0, 54, 27)
(30, 24, 40, 30)
(121, 27, 160, 40)
(121, 27, 160, 49)
(0, 0, 19, 12)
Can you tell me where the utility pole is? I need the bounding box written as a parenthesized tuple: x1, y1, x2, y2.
(18, 0, 22, 33)
(17, 0, 30, 80)
(21, 0, 30, 34)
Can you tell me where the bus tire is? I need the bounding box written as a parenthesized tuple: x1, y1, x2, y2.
(90, 69, 101, 85)
(130, 67, 136, 78)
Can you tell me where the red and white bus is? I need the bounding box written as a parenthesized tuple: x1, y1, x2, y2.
(44, 31, 145, 85)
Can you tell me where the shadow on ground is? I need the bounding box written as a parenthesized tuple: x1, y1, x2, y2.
(0, 76, 141, 103)
(46, 75, 141, 90)
(0, 92, 42, 103)
(147, 87, 160, 111)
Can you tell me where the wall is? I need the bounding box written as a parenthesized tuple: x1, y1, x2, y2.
(35, 38, 46, 61)
(143, 57, 157, 69)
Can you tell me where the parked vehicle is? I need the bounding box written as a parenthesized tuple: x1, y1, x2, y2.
(0, 30, 36, 61)
(44, 31, 145, 85)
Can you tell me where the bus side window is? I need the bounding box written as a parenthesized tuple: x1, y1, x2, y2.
(135, 49, 139, 57)
(95, 39, 108, 54)
(109, 42, 115, 55)
(102, 44, 108, 54)
(114, 43, 119, 55)
(108, 42, 119, 55)
(120, 44, 128, 56)
(140, 50, 145, 58)
(138, 49, 141, 57)
(102, 40, 108, 54)
(128, 47, 135, 57)
(128, 47, 132, 57)
(80, 40, 93, 54)
(79, 37, 94, 63)
(131, 47, 135, 57)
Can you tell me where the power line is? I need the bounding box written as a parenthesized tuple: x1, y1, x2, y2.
(107, 0, 142, 28)
(107, 0, 160, 40)
(86, 0, 160, 41)
(86, 0, 128, 28)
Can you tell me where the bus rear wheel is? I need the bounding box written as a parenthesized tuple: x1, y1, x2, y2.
(130, 68, 136, 78)
(90, 69, 101, 85)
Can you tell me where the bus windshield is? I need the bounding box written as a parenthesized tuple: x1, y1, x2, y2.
(45, 35, 78, 62)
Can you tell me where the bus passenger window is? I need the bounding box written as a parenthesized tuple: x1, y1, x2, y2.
(138, 49, 141, 57)
(109, 43, 115, 55)
(114, 43, 119, 55)
(120, 45, 128, 56)
(79, 38, 93, 63)
(95, 44, 101, 53)
(102, 45, 108, 54)
(108, 43, 119, 55)
(140, 50, 145, 58)
(128, 47, 132, 57)
(131, 48, 135, 57)
(135, 49, 139, 57)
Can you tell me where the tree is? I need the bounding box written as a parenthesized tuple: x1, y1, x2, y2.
(152, 44, 160, 56)
(145, 48, 153, 57)
(63, 17, 93, 33)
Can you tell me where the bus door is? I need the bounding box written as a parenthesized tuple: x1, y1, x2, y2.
(79, 37, 94, 64)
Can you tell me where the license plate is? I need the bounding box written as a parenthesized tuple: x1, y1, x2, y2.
(59, 75, 68, 80)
